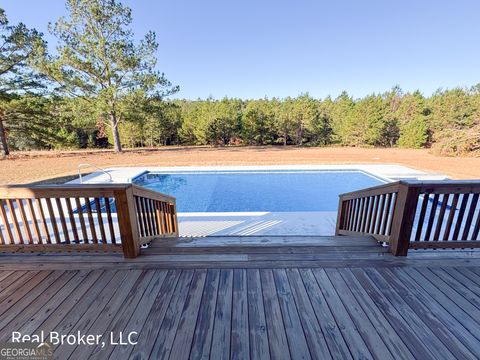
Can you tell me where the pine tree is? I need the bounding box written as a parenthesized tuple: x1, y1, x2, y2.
(36, 0, 178, 152)
(0, 8, 45, 156)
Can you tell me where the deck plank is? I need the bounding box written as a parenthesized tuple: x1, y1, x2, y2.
(260, 269, 291, 360)
(443, 267, 480, 298)
(313, 268, 373, 360)
(412, 268, 480, 326)
(150, 235, 379, 248)
(53, 271, 130, 358)
(31, 271, 117, 343)
(0, 271, 33, 301)
(247, 269, 271, 360)
(367, 268, 476, 359)
(285, 269, 332, 359)
(0, 271, 13, 283)
(67, 270, 144, 359)
(337, 269, 415, 360)
(325, 269, 394, 360)
(107, 270, 172, 360)
(299, 268, 353, 359)
(9, 271, 103, 340)
(453, 267, 480, 295)
(0, 271, 76, 333)
(0, 271, 51, 318)
(351, 268, 436, 359)
(169, 270, 207, 360)
(85, 270, 159, 359)
(273, 269, 311, 360)
(123, 270, 182, 360)
(189, 269, 220, 359)
(430, 268, 480, 310)
(149, 270, 195, 359)
(402, 268, 480, 338)
(384, 267, 480, 357)
(231, 269, 250, 360)
(210, 269, 234, 360)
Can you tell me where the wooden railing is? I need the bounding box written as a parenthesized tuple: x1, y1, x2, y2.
(0, 184, 178, 258)
(336, 180, 480, 256)
(132, 186, 178, 242)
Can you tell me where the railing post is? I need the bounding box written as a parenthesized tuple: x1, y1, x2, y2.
(172, 201, 179, 237)
(115, 186, 141, 258)
(389, 183, 420, 256)
(335, 197, 345, 236)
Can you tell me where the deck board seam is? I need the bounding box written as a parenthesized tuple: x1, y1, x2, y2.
(0, 270, 77, 335)
(388, 267, 480, 357)
(285, 268, 326, 359)
(350, 268, 437, 359)
(373, 267, 476, 359)
(325, 268, 395, 360)
(299, 268, 353, 359)
(421, 268, 480, 328)
(363, 267, 457, 359)
(87, 270, 159, 359)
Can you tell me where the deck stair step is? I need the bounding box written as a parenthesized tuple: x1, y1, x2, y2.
(146, 235, 383, 255)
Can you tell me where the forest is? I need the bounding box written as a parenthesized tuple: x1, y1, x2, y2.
(1, 1, 479, 157)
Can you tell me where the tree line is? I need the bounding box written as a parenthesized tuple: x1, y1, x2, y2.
(1, 1, 479, 156)
(5, 87, 479, 156)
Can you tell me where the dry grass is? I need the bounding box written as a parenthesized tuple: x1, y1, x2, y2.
(1, 146, 480, 184)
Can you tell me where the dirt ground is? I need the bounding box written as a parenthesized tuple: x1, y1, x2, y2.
(1, 146, 479, 184)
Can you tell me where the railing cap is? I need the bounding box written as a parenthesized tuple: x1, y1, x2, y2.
(0, 183, 132, 190)
(0, 183, 176, 203)
(338, 181, 402, 198)
(339, 179, 480, 199)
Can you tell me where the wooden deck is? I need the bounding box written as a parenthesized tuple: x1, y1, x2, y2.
(0, 236, 480, 359)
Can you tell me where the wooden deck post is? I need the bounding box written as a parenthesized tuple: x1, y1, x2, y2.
(388, 183, 420, 256)
(115, 186, 141, 258)
(172, 201, 179, 237)
(335, 197, 345, 236)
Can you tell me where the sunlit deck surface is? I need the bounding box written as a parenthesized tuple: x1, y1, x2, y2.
(1, 236, 480, 359)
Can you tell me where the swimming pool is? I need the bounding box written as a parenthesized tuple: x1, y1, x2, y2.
(134, 170, 384, 212)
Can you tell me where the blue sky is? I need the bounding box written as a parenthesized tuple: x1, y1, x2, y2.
(3, 0, 480, 99)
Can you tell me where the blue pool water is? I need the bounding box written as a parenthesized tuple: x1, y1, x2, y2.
(134, 170, 384, 212)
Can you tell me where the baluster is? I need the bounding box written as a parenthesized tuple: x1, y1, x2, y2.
(26, 199, 42, 244)
(95, 198, 106, 242)
(66, 198, 80, 243)
(433, 194, 449, 241)
(443, 194, 459, 241)
(104, 197, 116, 244)
(55, 198, 70, 244)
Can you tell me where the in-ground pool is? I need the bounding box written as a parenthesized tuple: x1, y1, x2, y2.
(133, 170, 384, 212)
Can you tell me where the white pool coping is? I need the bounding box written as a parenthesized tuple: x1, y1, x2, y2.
(68, 164, 448, 237)
(70, 164, 449, 185)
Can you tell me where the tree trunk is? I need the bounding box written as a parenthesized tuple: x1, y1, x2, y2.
(110, 111, 122, 153)
(0, 112, 9, 156)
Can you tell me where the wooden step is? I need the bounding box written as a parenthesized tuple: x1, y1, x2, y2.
(148, 235, 379, 248)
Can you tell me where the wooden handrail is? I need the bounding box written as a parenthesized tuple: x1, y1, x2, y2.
(131, 185, 176, 203)
(0, 183, 178, 258)
(337, 181, 402, 200)
(0, 184, 129, 199)
(336, 180, 480, 256)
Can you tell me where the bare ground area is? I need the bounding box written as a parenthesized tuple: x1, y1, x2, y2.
(1, 146, 479, 184)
